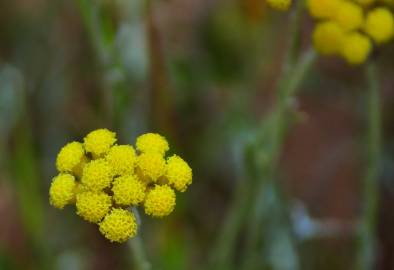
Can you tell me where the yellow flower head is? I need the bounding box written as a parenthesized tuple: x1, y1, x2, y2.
(99, 208, 137, 243)
(49, 174, 77, 209)
(136, 153, 166, 182)
(313, 21, 346, 55)
(365, 8, 394, 44)
(76, 191, 112, 223)
(166, 155, 193, 192)
(84, 129, 116, 157)
(56, 141, 85, 173)
(334, 1, 364, 31)
(106, 145, 136, 176)
(112, 175, 146, 206)
(266, 0, 291, 11)
(144, 185, 176, 218)
(81, 159, 113, 191)
(307, 0, 342, 19)
(341, 32, 372, 64)
(136, 133, 169, 156)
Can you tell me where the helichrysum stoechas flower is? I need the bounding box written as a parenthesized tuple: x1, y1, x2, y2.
(365, 8, 394, 44)
(106, 145, 136, 176)
(334, 1, 364, 31)
(307, 0, 342, 19)
(99, 209, 137, 243)
(136, 133, 169, 155)
(49, 174, 77, 209)
(76, 191, 112, 223)
(166, 155, 192, 192)
(84, 128, 116, 157)
(341, 32, 372, 64)
(313, 21, 345, 55)
(112, 175, 146, 206)
(49, 129, 192, 243)
(81, 159, 113, 191)
(136, 153, 166, 182)
(56, 141, 85, 173)
(144, 185, 176, 218)
(266, 0, 291, 11)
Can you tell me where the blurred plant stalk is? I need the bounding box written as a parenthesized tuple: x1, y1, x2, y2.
(76, 0, 152, 268)
(210, 1, 317, 269)
(2, 66, 51, 269)
(356, 61, 382, 270)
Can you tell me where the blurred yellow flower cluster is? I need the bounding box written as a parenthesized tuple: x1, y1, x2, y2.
(308, 0, 394, 64)
(49, 129, 192, 243)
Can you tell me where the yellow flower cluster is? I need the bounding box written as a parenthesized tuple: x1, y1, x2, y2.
(308, 0, 394, 65)
(49, 129, 193, 243)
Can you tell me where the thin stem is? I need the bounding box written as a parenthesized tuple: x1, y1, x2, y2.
(128, 236, 151, 270)
(241, 49, 316, 270)
(209, 1, 312, 268)
(356, 62, 381, 270)
(129, 208, 151, 270)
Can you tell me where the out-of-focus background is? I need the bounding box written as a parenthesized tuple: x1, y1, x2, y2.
(1, 0, 394, 269)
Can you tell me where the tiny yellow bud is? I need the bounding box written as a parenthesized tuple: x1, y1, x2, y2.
(334, 1, 364, 31)
(144, 185, 176, 218)
(76, 191, 112, 223)
(49, 174, 77, 209)
(166, 155, 192, 192)
(313, 21, 346, 55)
(106, 145, 136, 176)
(99, 208, 137, 243)
(81, 159, 113, 191)
(307, 0, 342, 19)
(112, 175, 146, 206)
(341, 32, 372, 65)
(136, 133, 169, 156)
(84, 128, 116, 157)
(56, 141, 85, 173)
(136, 153, 166, 182)
(365, 8, 394, 44)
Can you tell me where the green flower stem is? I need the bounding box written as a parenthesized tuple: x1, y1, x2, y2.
(356, 61, 382, 270)
(209, 1, 314, 269)
(129, 208, 151, 270)
(241, 49, 316, 270)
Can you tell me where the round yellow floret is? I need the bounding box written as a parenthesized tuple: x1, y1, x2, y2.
(112, 175, 146, 206)
(144, 185, 176, 218)
(106, 145, 136, 176)
(56, 141, 85, 172)
(136, 133, 169, 156)
(136, 153, 166, 182)
(81, 159, 113, 191)
(83, 129, 116, 157)
(49, 174, 77, 209)
(76, 191, 112, 223)
(334, 1, 364, 31)
(365, 8, 394, 44)
(341, 32, 372, 65)
(166, 155, 192, 192)
(99, 208, 137, 243)
(313, 21, 346, 55)
(307, 0, 342, 19)
(266, 0, 291, 11)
